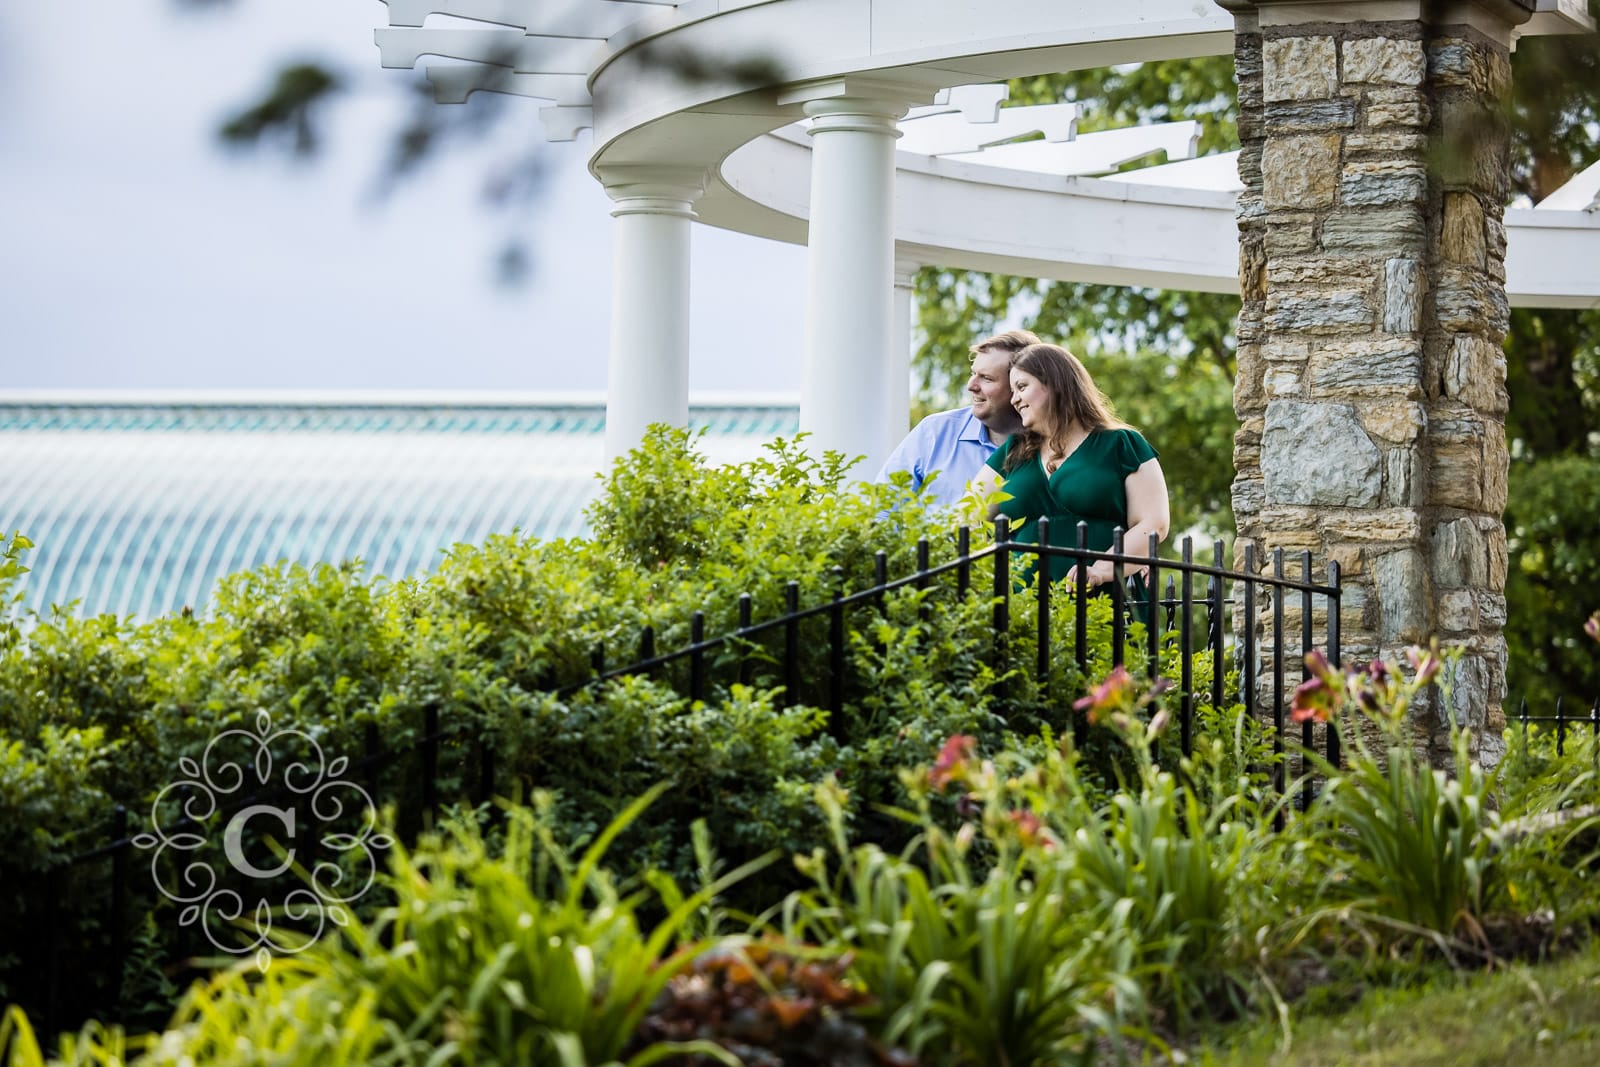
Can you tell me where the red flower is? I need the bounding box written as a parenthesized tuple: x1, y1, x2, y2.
(928, 735, 977, 791)
(1291, 675, 1339, 724)
(1007, 809, 1053, 850)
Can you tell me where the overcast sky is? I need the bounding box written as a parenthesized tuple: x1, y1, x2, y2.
(0, 1, 808, 396)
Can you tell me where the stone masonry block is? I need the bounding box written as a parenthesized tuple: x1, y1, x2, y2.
(1343, 38, 1426, 86)
(1430, 517, 1488, 588)
(1444, 334, 1509, 414)
(1268, 291, 1375, 334)
(1263, 135, 1342, 210)
(1383, 258, 1424, 334)
(1265, 98, 1357, 132)
(1321, 206, 1425, 254)
(1321, 509, 1423, 544)
(1364, 87, 1430, 129)
(1266, 37, 1338, 102)
(1374, 547, 1431, 643)
(1361, 401, 1425, 443)
(1307, 338, 1423, 398)
(1442, 192, 1488, 268)
(1262, 400, 1383, 507)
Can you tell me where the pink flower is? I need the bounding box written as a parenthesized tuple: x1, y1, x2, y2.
(1585, 611, 1600, 643)
(928, 735, 977, 791)
(1405, 645, 1442, 685)
(1074, 666, 1134, 724)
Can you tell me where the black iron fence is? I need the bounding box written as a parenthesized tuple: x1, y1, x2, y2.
(21, 520, 1353, 1035)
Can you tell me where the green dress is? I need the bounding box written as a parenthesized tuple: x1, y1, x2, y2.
(985, 428, 1159, 595)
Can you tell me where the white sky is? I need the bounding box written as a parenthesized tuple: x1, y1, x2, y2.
(0, 1, 808, 394)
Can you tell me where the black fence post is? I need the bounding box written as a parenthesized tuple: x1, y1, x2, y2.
(110, 805, 128, 1010)
(365, 720, 381, 801)
(1146, 531, 1162, 678)
(1271, 549, 1285, 819)
(1210, 539, 1226, 711)
(992, 518, 1010, 712)
(422, 702, 440, 823)
(957, 526, 971, 597)
(784, 582, 800, 707)
(873, 551, 888, 657)
(1180, 536, 1194, 757)
(915, 538, 931, 630)
(690, 611, 706, 704)
(1110, 527, 1126, 669)
(1036, 517, 1052, 699)
(1073, 521, 1090, 748)
(737, 593, 754, 687)
(1327, 560, 1342, 769)
(829, 567, 846, 723)
(1300, 550, 1314, 812)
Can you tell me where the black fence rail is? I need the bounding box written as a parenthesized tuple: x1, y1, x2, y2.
(1513, 696, 1600, 753)
(23, 521, 1343, 1037)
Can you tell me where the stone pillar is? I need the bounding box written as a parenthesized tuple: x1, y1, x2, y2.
(598, 166, 705, 464)
(889, 261, 920, 439)
(777, 80, 926, 476)
(1225, 0, 1530, 764)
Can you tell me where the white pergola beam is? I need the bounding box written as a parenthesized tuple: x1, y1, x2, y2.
(954, 121, 1201, 174)
(897, 102, 1080, 156)
(425, 66, 590, 105)
(376, 27, 600, 73)
(1535, 159, 1600, 212)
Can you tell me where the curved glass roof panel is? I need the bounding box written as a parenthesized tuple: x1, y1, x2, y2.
(0, 397, 799, 620)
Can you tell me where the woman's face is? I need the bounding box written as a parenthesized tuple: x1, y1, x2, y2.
(1010, 368, 1052, 433)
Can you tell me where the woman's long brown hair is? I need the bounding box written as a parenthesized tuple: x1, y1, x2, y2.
(1003, 343, 1129, 473)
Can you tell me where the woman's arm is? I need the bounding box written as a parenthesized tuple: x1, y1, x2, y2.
(1072, 457, 1171, 588)
(968, 465, 1007, 519)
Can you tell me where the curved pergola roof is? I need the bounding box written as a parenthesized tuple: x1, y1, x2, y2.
(374, 0, 1600, 307)
(0, 396, 797, 618)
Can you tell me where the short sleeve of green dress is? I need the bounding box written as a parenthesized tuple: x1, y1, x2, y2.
(986, 428, 1159, 586)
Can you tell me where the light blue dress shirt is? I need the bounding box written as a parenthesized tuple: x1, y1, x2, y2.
(875, 406, 1000, 508)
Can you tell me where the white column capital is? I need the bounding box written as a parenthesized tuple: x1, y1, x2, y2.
(776, 77, 937, 132)
(597, 165, 706, 219)
(893, 261, 922, 289)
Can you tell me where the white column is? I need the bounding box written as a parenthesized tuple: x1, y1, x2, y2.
(598, 166, 704, 465)
(781, 83, 915, 476)
(889, 261, 919, 441)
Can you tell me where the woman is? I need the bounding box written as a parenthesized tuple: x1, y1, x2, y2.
(969, 343, 1170, 600)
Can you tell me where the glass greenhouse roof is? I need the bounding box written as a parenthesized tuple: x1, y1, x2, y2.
(0, 396, 799, 620)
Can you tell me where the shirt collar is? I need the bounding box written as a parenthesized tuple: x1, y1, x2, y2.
(958, 408, 996, 446)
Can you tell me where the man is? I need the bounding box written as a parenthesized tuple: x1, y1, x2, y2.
(875, 328, 1039, 507)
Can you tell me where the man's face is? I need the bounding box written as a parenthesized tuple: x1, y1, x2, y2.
(966, 348, 1016, 425)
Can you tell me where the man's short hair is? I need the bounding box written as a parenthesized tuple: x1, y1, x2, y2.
(969, 328, 1043, 361)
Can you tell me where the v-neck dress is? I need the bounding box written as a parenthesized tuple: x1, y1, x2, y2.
(985, 428, 1159, 586)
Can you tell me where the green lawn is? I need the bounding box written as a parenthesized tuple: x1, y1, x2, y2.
(1201, 941, 1600, 1066)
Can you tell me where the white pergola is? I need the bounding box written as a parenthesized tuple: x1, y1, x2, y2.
(372, 0, 1599, 473)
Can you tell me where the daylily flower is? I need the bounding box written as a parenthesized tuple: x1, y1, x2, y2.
(1291, 674, 1340, 723)
(928, 734, 977, 790)
(1007, 809, 1054, 850)
(1074, 665, 1134, 724)
(1406, 644, 1442, 685)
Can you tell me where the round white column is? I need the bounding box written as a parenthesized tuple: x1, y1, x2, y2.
(795, 93, 910, 476)
(600, 167, 704, 465)
(889, 261, 919, 440)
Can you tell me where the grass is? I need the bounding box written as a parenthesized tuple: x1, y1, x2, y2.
(1200, 939, 1600, 1067)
